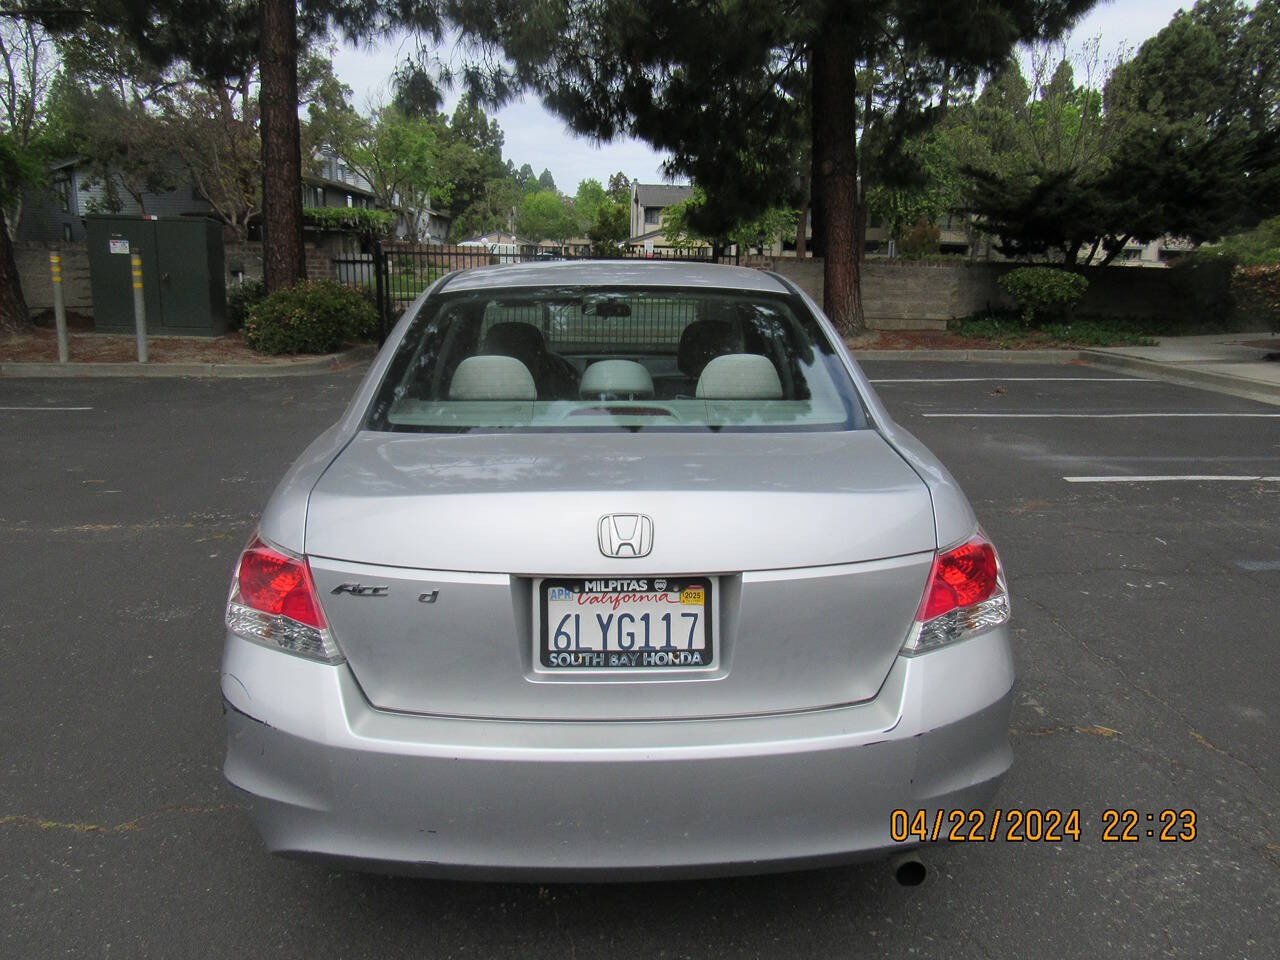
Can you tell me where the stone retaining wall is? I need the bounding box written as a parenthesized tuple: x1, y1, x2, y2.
(18, 237, 1197, 330)
(742, 256, 1197, 329)
(15, 241, 93, 315)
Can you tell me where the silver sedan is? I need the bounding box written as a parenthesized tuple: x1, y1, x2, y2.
(221, 261, 1013, 880)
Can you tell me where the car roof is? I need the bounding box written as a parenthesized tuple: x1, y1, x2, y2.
(439, 259, 791, 294)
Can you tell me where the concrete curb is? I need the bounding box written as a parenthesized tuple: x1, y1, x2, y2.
(0, 343, 375, 378)
(1080, 350, 1280, 407)
(850, 345, 1280, 407)
(6, 339, 1277, 406)
(851, 348, 1083, 362)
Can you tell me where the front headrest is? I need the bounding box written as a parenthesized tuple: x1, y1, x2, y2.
(579, 360, 655, 398)
(448, 355, 537, 400)
(677, 319, 740, 378)
(483, 322, 547, 363)
(695, 354, 783, 400)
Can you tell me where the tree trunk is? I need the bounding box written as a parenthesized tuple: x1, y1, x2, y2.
(260, 0, 305, 291)
(0, 207, 30, 333)
(851, 188, 865, 321)
(794, 171, 809, 258)
(809, 56, 825, 260)
(812, 24, 862, 334)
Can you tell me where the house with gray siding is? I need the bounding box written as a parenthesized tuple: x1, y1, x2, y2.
(20, 150, 451, 245)
(307, 149, 451, 243)
(17, 158, 213, 243)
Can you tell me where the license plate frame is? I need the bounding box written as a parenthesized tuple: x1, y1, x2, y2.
(537, 576, 715, 670)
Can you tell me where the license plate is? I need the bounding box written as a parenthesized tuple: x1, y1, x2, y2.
(539, 577, 714, 669)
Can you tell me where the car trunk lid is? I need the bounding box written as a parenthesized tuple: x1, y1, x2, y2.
(306, 431, 935, 720)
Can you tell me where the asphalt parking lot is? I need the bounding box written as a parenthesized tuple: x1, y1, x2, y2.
(2, 360, 1277, 959)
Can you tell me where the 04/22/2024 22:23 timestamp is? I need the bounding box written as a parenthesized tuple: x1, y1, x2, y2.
(890, 808, 1199, 843)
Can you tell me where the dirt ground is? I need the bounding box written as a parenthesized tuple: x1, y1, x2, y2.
(0, 327, 335, 365)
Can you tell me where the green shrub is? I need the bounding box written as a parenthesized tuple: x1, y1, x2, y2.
(244, 280, 379, 354)
(225, 278, 267, 332)
(1173, 218, 1280, 328)
(998, 266, 1089, 324)
(1209, 216, 1280, 267)
(1231, 264, 1280, 332)
(950, 312, 1158, 347)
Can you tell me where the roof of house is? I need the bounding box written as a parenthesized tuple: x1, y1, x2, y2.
(623, 227, 667, 245)
(633, 183, 693, 207)
(622, 227, 714, 248)
(305, 174, 377, 197)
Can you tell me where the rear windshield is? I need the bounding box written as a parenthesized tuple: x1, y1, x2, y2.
(366, 285, 867, 433)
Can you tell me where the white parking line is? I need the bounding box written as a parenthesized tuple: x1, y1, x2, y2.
(1064, 475, 1280, 483)
(924, 412, 1280, 418)
(0, 406, 94, 411)
(870, 377, 1153, 383)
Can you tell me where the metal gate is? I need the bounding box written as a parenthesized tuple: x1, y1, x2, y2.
(353, 241, 739, 343)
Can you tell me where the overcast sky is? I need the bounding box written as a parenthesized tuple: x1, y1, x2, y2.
(330, 0, 1192, 192)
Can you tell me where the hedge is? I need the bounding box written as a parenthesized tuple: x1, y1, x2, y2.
(998, 267, 1090, 325)
(244, 280, 379, 354)
(1231, 264, 1280, 332)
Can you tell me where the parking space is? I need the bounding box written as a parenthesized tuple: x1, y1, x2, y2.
(1, 362, 1276, 959)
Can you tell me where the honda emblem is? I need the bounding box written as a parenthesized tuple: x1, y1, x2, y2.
(598, 514, 654, 559)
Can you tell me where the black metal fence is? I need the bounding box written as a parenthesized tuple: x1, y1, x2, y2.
(338, 241, 740, 342)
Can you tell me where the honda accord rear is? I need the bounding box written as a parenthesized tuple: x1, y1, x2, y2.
(220, 260, 1013, 879)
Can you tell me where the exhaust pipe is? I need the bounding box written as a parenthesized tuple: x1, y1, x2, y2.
(890, 852, 927, 887)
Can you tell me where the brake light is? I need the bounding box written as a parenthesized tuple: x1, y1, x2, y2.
(901, 532, 1009, 656)
(236, 539, 326, 628)
(918, 538, 999, 620)
(225, 536, 342, 662)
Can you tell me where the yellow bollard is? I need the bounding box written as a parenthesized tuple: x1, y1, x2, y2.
(130, 252, 148, 363)
(50, 252, 69, 363)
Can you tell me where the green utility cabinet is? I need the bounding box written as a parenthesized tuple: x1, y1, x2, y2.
(87, 215, 227, 335)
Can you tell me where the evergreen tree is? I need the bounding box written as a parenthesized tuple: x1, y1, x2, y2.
(447, 0, 1096, 332)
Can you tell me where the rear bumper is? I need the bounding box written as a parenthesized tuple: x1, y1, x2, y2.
(221, 627, 1014, 880)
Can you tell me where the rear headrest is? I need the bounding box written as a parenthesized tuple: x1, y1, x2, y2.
(579, 360, 655, 399)
(448, 355, 537, 400)
(677, 319, 740, 378)
(695, 354, 783, 400)
(483, 322, 547, 364)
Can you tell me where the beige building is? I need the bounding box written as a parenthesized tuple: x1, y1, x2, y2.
(625, 183, 695, 251)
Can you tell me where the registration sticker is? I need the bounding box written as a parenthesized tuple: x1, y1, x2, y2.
(680, 586, 705, 606)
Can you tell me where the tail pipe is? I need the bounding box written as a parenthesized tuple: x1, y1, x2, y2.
(890, 852, 927, 887)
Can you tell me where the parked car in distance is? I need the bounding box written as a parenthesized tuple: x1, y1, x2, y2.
(221, 260, 1013, 880)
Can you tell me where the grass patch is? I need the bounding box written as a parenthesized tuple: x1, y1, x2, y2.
(949, 312, 1160, 348)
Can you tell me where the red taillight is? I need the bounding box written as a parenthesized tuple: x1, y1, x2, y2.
(918, 536, 1000, 621)
(236, 537, 327, 629)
